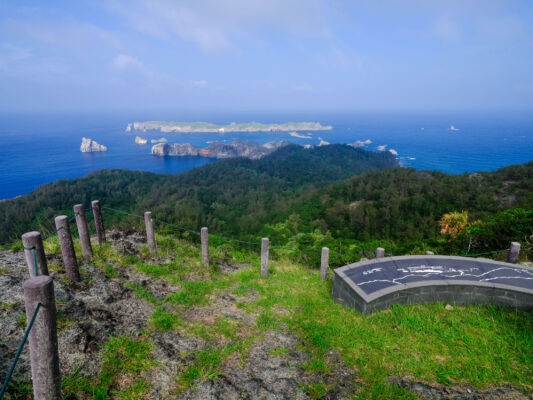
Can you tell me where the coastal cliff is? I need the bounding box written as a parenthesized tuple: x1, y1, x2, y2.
(80, 137, 107, 152)
(151, 140, 290, 159)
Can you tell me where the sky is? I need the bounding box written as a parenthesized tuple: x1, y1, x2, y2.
(1, 0, 532, 113)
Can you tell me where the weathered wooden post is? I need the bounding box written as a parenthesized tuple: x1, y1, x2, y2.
(261, 238, 269, 278)
(54, 215, 80, 282)
(320, 247, 329, 280)
(24, 275, 61, 400)
(91, 200, 105, 245)
(376, 247, 385, 258)
(74, 204, 93, 259)
(22, 231, 48, 277)
(426, 251, 435, 255)
(507, 242, 520, 264)
(201, 227, 209, 267)
(144, 211, 156, 252)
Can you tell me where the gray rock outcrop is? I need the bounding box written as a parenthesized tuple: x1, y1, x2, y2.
(80, 137, 107, 152)
(151, 140, 290, 160)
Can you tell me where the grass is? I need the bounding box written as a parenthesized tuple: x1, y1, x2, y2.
(62, 335, 156, 399)
(45, 232, 533, 399)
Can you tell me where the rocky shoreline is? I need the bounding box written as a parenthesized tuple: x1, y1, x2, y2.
(151, 140, 291, 159)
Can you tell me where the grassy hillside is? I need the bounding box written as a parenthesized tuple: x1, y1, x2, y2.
(2, 230, 531, 399)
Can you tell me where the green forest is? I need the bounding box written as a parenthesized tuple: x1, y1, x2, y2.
(1, 144, 531, 265)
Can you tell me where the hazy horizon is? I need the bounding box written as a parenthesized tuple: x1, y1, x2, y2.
(1, 1, 533, 114)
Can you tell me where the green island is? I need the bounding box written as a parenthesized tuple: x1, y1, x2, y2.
(0, 144, 531, 399)
(128, 121, 333, 133)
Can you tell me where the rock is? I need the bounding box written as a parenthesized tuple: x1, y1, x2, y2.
(151, 137, 167, 144)
(135, 136, 148, 145)
(80, 137, 107, 152)
(125, 123, 132, 132)
(445, 304, 453, 311)
(391, 377, 531, 399)
(152, 140, 291, 160)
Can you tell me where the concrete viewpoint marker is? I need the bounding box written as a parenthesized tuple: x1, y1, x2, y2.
(332, 255, 533, 314)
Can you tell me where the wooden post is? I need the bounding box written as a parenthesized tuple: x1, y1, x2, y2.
(261, 238, 269, 278)
(74, 204, 93, 259)
(22, 231, 48, 277)
(426, 251, 435, 255)
(201, 227, 209, 267)
(24, 276, 61, 400)
(54, 215, 80, 282)
(144, 211, 156, 252)
(320, 247, 329, 280)
(507, 242, 520, 264)
(91, 200, 105, 245)
(376, 247, 385, 258)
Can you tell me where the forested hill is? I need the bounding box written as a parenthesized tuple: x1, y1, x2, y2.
(276, 162, 533, 253)
(0, 144, 397, 244)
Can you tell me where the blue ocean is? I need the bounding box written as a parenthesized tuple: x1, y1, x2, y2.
(1, 111, 532, 200)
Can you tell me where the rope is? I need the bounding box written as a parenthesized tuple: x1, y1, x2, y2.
(462, 249, 508, 257)
(22, 246, 38, 276)
(0, 303, 42, 399)
(99, 204, 522, 261)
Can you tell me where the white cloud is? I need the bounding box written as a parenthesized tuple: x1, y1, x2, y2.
(432, 16, 461, 40)
(107, 0, 330, 54)
(111, 54, 145, 71)
(389, 149, 398, 156)
(377, 144, 387, 151)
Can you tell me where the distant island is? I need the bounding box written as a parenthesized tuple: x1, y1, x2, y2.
(80, 137, 107, 152)
(152, 140, 290, 159)
(128, 121, 332, 133)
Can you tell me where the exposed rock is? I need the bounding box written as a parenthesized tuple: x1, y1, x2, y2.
(152, 140, 291, 160)
(151, 137, 167, 144)
(80, 137, 107, 152)
(135, 136, 148, 145)
(391, 377, 531, 399)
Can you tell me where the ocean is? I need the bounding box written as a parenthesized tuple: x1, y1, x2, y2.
(1, 111, 532, 200)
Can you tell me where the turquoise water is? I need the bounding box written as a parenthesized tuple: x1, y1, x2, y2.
(0, 111, 532, 199)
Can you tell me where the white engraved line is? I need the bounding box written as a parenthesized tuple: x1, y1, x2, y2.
(357, 267, 533, 287)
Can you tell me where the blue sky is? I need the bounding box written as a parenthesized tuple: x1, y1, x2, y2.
(1, 0, 532, 112)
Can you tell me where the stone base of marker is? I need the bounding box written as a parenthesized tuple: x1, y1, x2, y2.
(376, 247, 385, 259)
(24, 276, 61, 399)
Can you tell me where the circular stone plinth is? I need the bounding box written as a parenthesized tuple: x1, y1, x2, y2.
(332, 255, 533, 314)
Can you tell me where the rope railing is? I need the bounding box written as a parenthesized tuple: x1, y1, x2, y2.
(0, 303, 42, 399)
(101, 205, 371, 259)
(4, 200, 528, 399)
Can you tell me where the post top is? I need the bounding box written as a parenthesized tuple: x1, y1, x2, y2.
(377, 247, 385, 251)
(24, 275, 53, 289)
(91, 200, 100, 205)
(144, 211, 152, 216)
(322, 247, 329, 251)
(511, 242, 521, 247)
(262, 237, 269, 241)
(22, 231, 41, 240)
(73, 204, 84, 210)
(201, 227, 208, 231)
(55, 215, 68, 222)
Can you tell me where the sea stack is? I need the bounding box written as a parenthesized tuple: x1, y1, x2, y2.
(80, 137, 107, 152)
